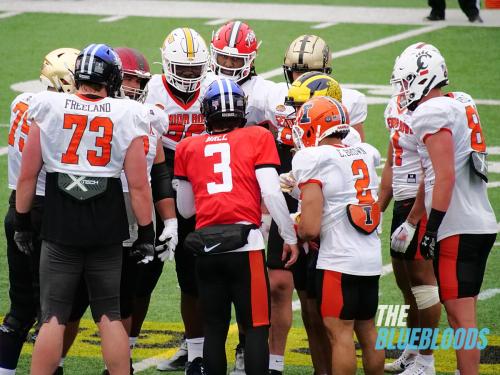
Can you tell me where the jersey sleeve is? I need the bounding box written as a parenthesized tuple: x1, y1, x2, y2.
(173, 139, 189, 180)
(27, 92, 50, 130)
(347, 91, 367, 125)
(147, 104, 169, 135)
(412, 101, 452, 144)
(254, 128, 280, 169)
(292, 148, 323, 189)
(266, 82, 288, 129)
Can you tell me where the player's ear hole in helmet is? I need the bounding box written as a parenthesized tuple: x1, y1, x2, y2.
(201, 78, 247, 133)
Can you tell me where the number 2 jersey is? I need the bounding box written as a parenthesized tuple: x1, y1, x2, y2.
(174, 126, 280, 230)
(28, 91, 150, 246)
(292, 143, 382, 276)
(8, 93, 46, 195)
(411, 95, 497, 241)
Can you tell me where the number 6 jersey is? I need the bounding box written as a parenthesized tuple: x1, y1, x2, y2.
(292, 143, 382, 276)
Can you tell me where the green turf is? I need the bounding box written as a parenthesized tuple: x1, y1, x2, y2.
(192, 0, 458, 8)
(0, 5, 499, 374)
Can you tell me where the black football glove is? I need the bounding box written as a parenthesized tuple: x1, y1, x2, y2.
(130, 222, 155, 264)
(420, 230, 438, 260)
(14, 211, 34, 255)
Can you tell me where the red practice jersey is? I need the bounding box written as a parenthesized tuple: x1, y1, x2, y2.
(174, 126, 280, 229)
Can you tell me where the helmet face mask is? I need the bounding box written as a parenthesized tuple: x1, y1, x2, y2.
(40, 48, 80, 93)
(210, 21, 260, 82)
(161, 28, 209, 93)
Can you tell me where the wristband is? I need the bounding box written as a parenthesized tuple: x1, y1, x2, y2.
(14, 211, 32, 231)
(426, 208, 446, 233)
(137, 222, 155, 243)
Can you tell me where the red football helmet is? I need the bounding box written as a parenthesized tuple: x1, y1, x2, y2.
(292, 96, 350, 149)
(210, 21, 261, 82)
(114, 47, 151, 102)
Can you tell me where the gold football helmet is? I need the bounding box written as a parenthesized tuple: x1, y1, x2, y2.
(285, 71, 342, 109)
(40, 48, 80, 93)
(283, 35, 332, 85)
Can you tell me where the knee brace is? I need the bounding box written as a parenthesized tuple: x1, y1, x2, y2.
(411, 285, 440, 310)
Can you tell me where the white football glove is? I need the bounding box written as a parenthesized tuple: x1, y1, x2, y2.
(156, 218, 178, 262)
(377, 212, 383, 235)
(390, 220, 416, 253)
(279, 172, 296, 194)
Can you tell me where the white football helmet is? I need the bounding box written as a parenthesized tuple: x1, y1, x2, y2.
(390, 48, 448, 110)
(40, 48, 80, 93)
(161, 27, 209, 93)
(400, 42, 441, 58)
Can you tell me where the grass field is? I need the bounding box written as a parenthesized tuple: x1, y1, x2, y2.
(0, 1, 499, 374)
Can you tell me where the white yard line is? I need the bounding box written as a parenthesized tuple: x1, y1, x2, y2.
(311, 22, 336, 29)
(98, 15, 127, 23)
(260, 24, 446, 79)
(205, 18, 232, 25)
(0, 11, 21, 19)
(0, 147, 8, 156)
(478, 288, 500, 301)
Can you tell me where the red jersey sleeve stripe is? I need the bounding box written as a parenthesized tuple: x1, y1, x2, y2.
(423, 127, 452, 143)
(298, 179, 322, 189)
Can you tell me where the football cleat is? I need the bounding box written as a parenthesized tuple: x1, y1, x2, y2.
(229, 345, 245, 375)
(399, 356, 435, 375)
(384, 350, 416, 373)
(40, 48, 80, 93)
(53, 367, 64, 375)
(157, 339, 188, 371)
(185, 357, 205, 375)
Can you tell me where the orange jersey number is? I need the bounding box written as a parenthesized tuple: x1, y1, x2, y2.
(351, 159, 374, 204)
(61, 114, 114, 166)
(465, 105, 486, 152)
(8, 101, 30, 152)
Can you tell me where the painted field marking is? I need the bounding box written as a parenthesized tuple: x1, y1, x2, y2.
(311, 22, 336, 29)
(98, 15, 127, 23)
(0, 11, 21, 19)
(0, 147, 8, 156)
(261, 24, 447, 79)
(205, 18, 231, 25)
(478, 288, 500, 301)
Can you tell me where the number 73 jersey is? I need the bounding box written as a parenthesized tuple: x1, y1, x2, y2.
(28, 91, 149, 177)
(174, 126, 280, 229)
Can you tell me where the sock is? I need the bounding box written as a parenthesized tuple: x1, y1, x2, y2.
(59, 357, 65, 367)
(238, 333, 246, 348)
(0, 368, 16, 375)
(129, 336, 138, 351)
(403, 346, 418, 356)
(269, 354, 284, 371)
(455, 371, 460, 375)
(186, 337, 204, 362)
(417, 353, 434, 366)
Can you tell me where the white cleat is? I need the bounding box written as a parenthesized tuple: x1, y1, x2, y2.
(157, 339, 188, 371)
(229, 345, 245, 375)
(399, 356, 435, 375)
(384, 351, 416, 373)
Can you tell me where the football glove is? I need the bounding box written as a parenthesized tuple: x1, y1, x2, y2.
(390, 221, 416, 253)
(156, 218, 178, 262)
(420, 230, 438, 260)
(131, 222, 155, 264)
(279, 172, 296, 193)
(14, 211, 35, 255)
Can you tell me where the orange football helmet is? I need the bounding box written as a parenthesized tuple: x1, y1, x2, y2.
(292, 96, 350, 149)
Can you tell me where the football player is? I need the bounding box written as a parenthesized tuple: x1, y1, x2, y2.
(0, 47, 78, 375)
(174, 78, 299, 375)
(390, 47, 497, 375)
(15, 44, 154, 374)
(146, 28, 214, 374)
(292, 96, 384, 375)
(378, 43, 443, 374)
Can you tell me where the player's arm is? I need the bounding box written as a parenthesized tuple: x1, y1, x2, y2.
(175, 179, 195, 219)
(378, 141, 394, 213)
(16, 121, 43, 213)
(297, 182, 324, 241)
(152, 143, 176, 220)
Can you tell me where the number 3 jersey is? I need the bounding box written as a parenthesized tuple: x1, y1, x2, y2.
(411, 95, 497, 241)
(292, 143, 382, 276)
(8, 93, 46, 195)
(174, 126, 280, 230)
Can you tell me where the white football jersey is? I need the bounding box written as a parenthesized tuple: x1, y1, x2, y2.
(384, 97, 421, 200)
(145, 73, 216, 151)
(292, 143, 382, 276)
(341, 86, 367, 126)
(8, 93, 47, 196)
(411, 95, 497, 241)
(28, 91, 149, 178)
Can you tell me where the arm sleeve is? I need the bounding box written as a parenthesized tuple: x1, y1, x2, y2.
(256, 167, 297, 244)
(412, 102, 452, 144)
(175, 179, 196, 218)
(292, 148, 323, 189)
(255, 129, 281, 169)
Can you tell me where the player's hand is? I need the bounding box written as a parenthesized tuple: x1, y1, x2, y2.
(390, 221, 416, 253)
(308, 239, 320, 252)
(282, 243, 299, 268)
(377, 211, 383, 235)
(14, 211, 34, 255)
(279, 172, 296, 193)
(131, 222, 155, 264)
(420, 230, 438, 260)
(156, 218, 178, 262)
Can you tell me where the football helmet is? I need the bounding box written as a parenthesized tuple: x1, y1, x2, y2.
(210, 21, 260, 82)
(292, 96, 350, 149)
(283, 35, 331, 86)
(115, 47, 151, 102)
(75, 44, 123, 98)
(40, 48, 80, 93)
(201, 78, 247, 132)
(391, 48, 448, 110)
(285, 71, 342, 109)
(161, 27, 209, 93)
